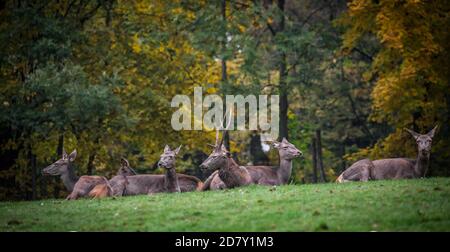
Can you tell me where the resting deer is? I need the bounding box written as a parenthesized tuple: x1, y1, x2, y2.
(43, 150, 137, 200)
(117, 158, 138, 176)
(42, 149, 104, 200)
(89, 145, 203, 197)
(200, 127, 302, 190)
(336, 126, 438, 182)
(335, 159, 374, 182)
(88, 158, 137, 198)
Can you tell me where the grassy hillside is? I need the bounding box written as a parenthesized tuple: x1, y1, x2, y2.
(1, 178, 449, 231)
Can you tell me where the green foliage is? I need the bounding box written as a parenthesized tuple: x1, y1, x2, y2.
(340, 0, 450, 175)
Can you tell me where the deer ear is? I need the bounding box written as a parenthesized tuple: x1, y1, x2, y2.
(404, 128, 420, 140)
(174, 145, 182, 155)
(121, 158, 129, 167)
(282, 137, 288, 143)
(427, 125, 438, 138)
(272, 141, 281, 149)
(62, 148, 68, 159)
(164, 145, 171, 153)
(68, 149, 77, 162)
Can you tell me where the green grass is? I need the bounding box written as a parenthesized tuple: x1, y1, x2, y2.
(1, 178, 450, 231)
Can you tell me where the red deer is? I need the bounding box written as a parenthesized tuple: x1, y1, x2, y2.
(200, 128, 302, 190)
(42, 150, 136, 200)
(42, 149, 104, 200)
(89, 146, 203, 198)
(336, 126, 438, 182)
(88, 158, 137, 198)
(335, 159, 374, 182)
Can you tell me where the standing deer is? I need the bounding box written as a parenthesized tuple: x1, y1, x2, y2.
(89, 145, 203, 198)
(200, 127, 302, 190)
(336, 126, 438, 182)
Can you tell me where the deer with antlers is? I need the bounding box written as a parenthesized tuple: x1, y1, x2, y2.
(200, 112, 302, 190)
(336, 126, 438, 182)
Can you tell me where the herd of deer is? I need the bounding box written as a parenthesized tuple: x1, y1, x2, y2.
(42, 125, 438, 200)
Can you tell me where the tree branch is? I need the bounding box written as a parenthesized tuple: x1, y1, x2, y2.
(352, 47, 373, 62)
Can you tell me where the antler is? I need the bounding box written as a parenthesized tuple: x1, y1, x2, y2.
(214, 109, 232, 149)
(215, 125, 220, 147)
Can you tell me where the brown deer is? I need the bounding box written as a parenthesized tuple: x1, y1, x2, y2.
(43, 150, 137, 200)
(42, 149, 105, 200)
(336, 126, 438, 182)
(89, 145, 203, 198)
(88, 158, 137, 198)
(200, 129, 302, 190)
(68, 157, 138, 200)
(116, 158, 138, 176)
(335, 159, 374, 183)
(201, 170, 227, 191)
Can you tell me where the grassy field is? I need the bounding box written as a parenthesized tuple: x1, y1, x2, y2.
(1, 178, 449, 231)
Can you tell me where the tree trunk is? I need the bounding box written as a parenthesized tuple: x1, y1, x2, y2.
(86, 153, 96, 175)
(277, 0, 288, 141)
(221, 0, 231, 151)
(311, 137, 318, 183)
(29, 147, 36, 200)
(249, 131, 270, 165)
(54, 133, 64, 198)
(315, 129, 327, 182)
(340, 144, 346, 173)
(279, 85, 288, 140)
(40, 172, 47, 199)
(105, 0, 113, 26)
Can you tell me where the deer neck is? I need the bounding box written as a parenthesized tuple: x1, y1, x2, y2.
(61, 163, 79, 192)
(164, 168, 180, 192)
(415, 153, 430, 177)
(277, 158, 292, 184)
(219, 157, 248, 188)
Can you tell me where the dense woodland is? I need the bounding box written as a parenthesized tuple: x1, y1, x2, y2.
(0, 0, 449, 200)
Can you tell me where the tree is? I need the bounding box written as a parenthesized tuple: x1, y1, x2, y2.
(340, 0, 450, 176)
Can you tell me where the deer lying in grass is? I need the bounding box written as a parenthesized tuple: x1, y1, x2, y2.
(335, 159, 374, 182)
(88, 158, 137, 198)
(200, 129, 302, 190)
(42, 149, 137, 200)
(336, 126, 438, 182)
(42, 149, 104, 200)
(89, 145, 203, 198)
(201, 170, 227, 191)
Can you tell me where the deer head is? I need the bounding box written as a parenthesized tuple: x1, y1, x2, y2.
(199, 140, 230, 171)
(199, 110, 232, 171)
(270, 137, 302, 160)
(117, 158, 138, 176)
(405, 125, 438, 158)
(158, 145, 182, 169)
(42, 149, 77, 176)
